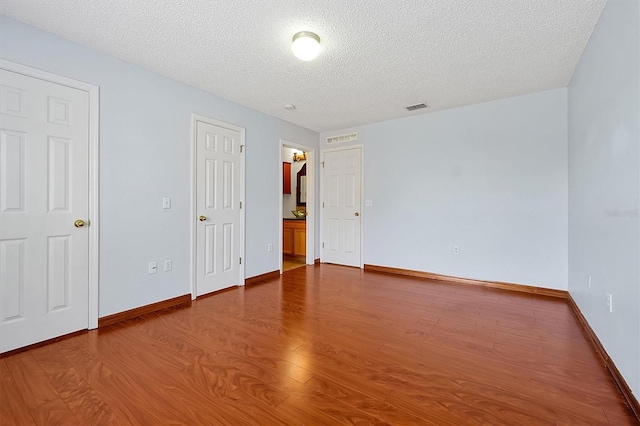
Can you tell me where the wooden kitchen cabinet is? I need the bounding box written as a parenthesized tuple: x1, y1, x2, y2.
(283, 226, 294, 254)
(283, 219, 305, 256)
(293, 227, 306, 256)
(283, 162, 291, 194)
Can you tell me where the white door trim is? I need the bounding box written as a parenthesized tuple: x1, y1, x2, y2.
(279, 140, 315, 273)
(320, 144, 365, 268)
(0, 59, 100, 329)
(190, 114, 246, 299)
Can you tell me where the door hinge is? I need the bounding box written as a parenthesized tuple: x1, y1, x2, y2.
(322, 202, 325, 208)
(322, 242, 325, 248)
(239, 257, 242, 265)
(240, 145, 244, 153)
(240, 201, 242, 209)
(321, 161, 325, 168)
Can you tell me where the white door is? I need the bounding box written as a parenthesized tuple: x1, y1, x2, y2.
(321, 147, 362, 267)
(0, 69, 90, 353)
(195, 119, 243, 296)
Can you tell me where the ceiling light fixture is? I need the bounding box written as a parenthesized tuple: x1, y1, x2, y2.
(291, 31, 321, 61)
(284, 104, 296, 110)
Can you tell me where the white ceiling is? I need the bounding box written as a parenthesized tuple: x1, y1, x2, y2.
(1, 1, 606, 133)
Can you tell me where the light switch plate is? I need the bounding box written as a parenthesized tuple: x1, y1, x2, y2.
(162, 197, 171, 209)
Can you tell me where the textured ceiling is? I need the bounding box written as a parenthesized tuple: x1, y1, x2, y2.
(0, 0, 606, 132)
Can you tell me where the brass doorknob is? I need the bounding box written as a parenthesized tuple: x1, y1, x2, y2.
(198, 215, 207, 222)
(74, 219, 86, 228)
(354, 212, 360, 217)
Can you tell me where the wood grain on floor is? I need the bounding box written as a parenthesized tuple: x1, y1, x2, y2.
(1, 264, 636, 425)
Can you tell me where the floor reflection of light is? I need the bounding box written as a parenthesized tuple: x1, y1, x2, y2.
(285, 351, 310, 370)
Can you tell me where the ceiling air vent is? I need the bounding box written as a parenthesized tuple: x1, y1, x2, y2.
(406, 103, 430, 111)
(326, 132, 358, 144)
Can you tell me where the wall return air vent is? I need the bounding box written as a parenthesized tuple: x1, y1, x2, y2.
(326, 132, 358, 144)
(406, 103, 430, 111)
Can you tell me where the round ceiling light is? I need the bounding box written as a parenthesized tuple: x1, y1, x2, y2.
(291, 31, 321, 61)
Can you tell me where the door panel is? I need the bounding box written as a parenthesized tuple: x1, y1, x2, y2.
(328, 218, 339, 251)
(293, 228, 306, 256)
(0, 129, 25, 212)
(223, 161, 233, 209)
(344, 220, 356, 254)
(0, 239, 25, 322)
(205, 159, 217, 208)
(48, 136, 70, 211)
(283, 227, 293, 255)
(47, 235, 70, 311)
(322, 148, 362, 267)
(223, 222, 233, 272)
(344, 174, 356, 207)
(204, 224, 216, 275)
(0, 69, 90, 353)
(196, 120, 242, 296)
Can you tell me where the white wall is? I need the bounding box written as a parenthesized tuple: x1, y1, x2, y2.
(0, 16, 319, 317)
(568, 0, 639, 397)
(321, 89, 568, 290)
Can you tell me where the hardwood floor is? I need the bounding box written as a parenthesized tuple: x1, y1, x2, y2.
(1, 264, 636, 425)
(282, 256, 306, 272)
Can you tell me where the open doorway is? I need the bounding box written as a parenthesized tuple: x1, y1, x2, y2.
(279, 140, 314, 273)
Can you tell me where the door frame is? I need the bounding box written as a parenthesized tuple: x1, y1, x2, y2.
(190, 114, 246, 299)
(0, 59, 100, 329)
(279, 140, 315, 273)
(320, 144, 365, 268)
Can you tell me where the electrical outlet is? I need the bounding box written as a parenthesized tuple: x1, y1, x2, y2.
(164, 259, 172, 272)
(149, 261, 157, 274)
(588, 274, 591, 291)
(453, 246, 460, 255)
(267, 243, 273, 252)
(365, 200, 373, 207)
(606, 292, 613, 313)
